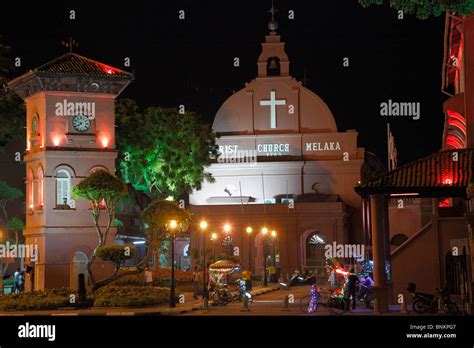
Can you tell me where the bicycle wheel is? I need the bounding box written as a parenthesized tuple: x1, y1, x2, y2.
(446, 302, 459, 315)
(412, 299, 427, 314)
(300, 295, 318, 313)
(327, 297, 349, 315)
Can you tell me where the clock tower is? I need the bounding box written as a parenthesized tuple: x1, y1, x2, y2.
(8, 52, 133, 290)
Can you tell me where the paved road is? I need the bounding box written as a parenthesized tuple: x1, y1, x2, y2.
(184, 285, 338, 316)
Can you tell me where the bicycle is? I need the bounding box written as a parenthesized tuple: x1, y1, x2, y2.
(299, 284, 321, 314)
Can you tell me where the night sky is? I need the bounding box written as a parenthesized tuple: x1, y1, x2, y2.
(0, 0, 447, 166)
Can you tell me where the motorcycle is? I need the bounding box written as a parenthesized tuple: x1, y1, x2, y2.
(288, 271, 317, 287)
(407, 283, 459, 315)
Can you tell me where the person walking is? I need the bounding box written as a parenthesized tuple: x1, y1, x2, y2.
(192, 266, 201, 299)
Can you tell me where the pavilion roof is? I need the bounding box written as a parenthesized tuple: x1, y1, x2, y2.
(355, 148, 474, 198)
(32, 52, 133, 79)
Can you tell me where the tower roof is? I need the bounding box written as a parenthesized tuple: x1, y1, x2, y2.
(33, 52, 133, 79)
(7, 52, 133, 98)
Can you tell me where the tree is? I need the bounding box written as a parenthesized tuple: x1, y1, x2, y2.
(0, 180, 23, 227)
(6, 217, 24, 245)
(142, 199, 193, 270)
(0, 36, 25, 150)
(116, 99, 219, 204)
(358, 0, 474, 19)
(72, 170, 128, 288)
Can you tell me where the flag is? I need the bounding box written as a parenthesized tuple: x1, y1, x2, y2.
(387, 124, 398, 171)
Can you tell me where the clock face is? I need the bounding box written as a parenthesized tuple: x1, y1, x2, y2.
(31, 115, 38, 133)
(72, 115, 91, 133)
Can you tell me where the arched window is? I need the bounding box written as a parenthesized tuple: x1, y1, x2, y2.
(306, 232, 325, 272)
(37, 167, 44, 209)
(27, 169, 34, 210)
(267, 56, 281, 76)
(56, 169, 72, 208)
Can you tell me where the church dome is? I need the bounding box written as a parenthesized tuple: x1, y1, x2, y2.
(213, 79, 337, 135)
(213, 31, 337, 135)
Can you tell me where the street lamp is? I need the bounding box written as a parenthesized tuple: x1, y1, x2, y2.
(261, 227, 268, 287)
(271, 230, 277, 282)
(199, 220, 208, 304)
(168, 219, 178, 307)
(211, 232, 217, 261)
(246, 226, 253, 273)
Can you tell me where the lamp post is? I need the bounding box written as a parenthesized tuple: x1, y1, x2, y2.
(261, 227, 268, 287)
(224, 223, 231, 259)
(246, 226, 253, 273)
(168, 219, 178, 307)
(271, 230, 277, 268)
(271, 230, 277, 283)
(200, 220, 208, 303)
(211, 232, 217, 261)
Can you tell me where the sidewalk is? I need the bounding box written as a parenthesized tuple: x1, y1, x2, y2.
(0, 285, 280, 316)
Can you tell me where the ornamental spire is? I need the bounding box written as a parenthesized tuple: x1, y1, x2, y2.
(268, 0, 278, 32)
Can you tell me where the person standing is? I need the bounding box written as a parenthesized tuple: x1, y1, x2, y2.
(346, 267, 360, 310)
(18, 272, 25, 293)
(144, 267, 153, 286)
(13, 268, 20, 293)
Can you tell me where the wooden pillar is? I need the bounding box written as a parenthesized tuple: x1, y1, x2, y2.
(370, 194, 390, 313)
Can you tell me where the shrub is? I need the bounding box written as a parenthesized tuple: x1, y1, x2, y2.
(96, 244, 135, 266)
(111, 268, 193, 286)
(93, 286, 170, 307)
(0, 288, 76, 311)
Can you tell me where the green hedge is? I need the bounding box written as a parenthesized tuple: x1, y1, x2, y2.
(0, 288, 75, 311)
(93, 286, 170, 307)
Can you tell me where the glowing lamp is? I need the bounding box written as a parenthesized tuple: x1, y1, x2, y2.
(53, 136, 60, 147)
(246, 226, 253, 234)
(199, 220, 208, 230)
(211, 232, 218, 241)
(168, 220, 178, 230)
(223, 223, 231, 233)
(261, 227, 268, 235)
(445, 178, 452, 185)
(271, 230, 277, 238)
(101, 137, 109, 148)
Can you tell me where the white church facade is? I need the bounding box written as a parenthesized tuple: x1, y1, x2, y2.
(189, 20, 366, 279)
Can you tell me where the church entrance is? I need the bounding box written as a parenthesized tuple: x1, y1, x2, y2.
(70, 251, 89, 290)
(303, 232, 326, 278)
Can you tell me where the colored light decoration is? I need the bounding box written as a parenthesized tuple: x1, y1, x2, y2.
(439, 198, 453, 208)
(101, 136, 109, 148)
(100, 63, 119, 75)
(335, 268, 349, 276)
(53, 136, 61, 147)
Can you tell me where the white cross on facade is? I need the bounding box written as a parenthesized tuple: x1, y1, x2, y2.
(260, 90, 286, 129)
